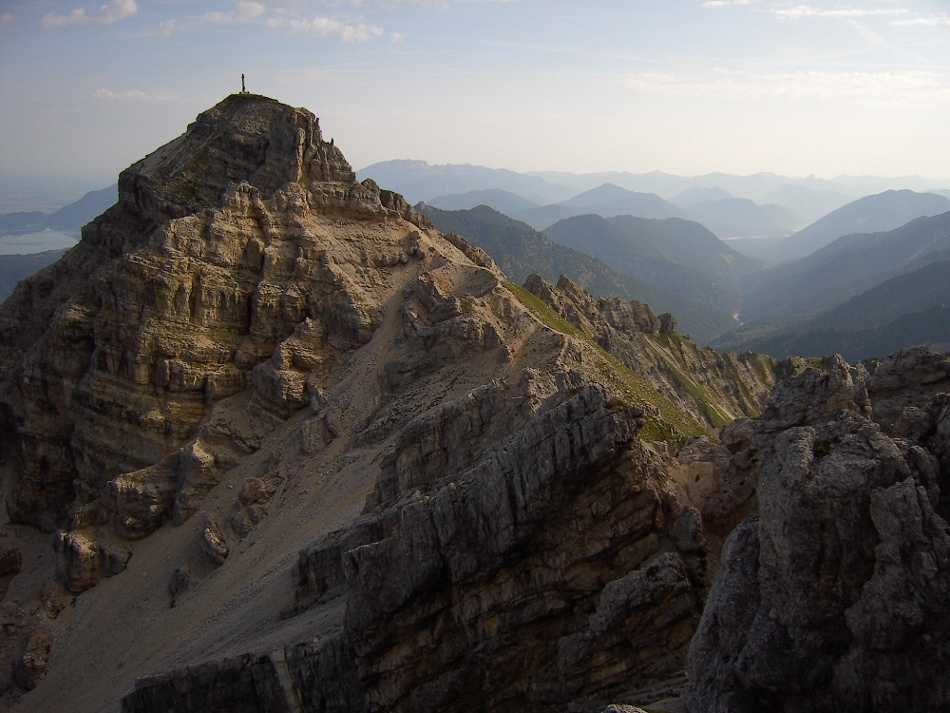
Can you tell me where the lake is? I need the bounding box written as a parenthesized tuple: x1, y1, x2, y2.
(0, 229, 79, 255)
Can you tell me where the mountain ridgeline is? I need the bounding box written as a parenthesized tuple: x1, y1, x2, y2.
(0, 95, 948, 713)
(10, 153, 950, 362)
(397, 162, 950, 361)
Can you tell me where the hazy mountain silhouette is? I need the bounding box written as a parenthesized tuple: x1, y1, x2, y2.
(669, 186, 733, 207)
(809, 260, 950, 331)
(779, 189, 950, 261)
(740, 211, 950, 325)
(356, 159, 574, 205)
(757, 183, 852, 224)
(508, 183, 686, 230)
(543, 213, 759, 325)
(682, 197, 803, 238)
(0, 186, 115, 237)
(426, 189, 538, 214)
(0, 249, 67, 303)
(716, 305, 950, 362)
(716, 260, 950, 359)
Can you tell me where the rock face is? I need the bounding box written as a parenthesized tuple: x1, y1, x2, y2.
(125, 383, 707, 713)
(684, 349, 950, 712)
(0, 94, 428, 537)
(0, 95, 778, 713)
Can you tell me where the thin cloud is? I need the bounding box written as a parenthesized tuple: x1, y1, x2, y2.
(93, 88, 176, 101)
(267, 15, 385, 42)
(201, 1, 267, 24)
(623, 69, 950, 107)
(773, 4, 911, 21)
(149, 2, 266, 36)
(892, 14, 950, 27)
(0, 12, 13, 25)
(42, 0, 139, 28)
(156, 18, 178, 37)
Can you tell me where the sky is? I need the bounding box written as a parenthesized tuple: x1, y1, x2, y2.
(1, 0, 949, 191)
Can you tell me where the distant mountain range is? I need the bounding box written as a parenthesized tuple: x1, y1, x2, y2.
(513, 184, 688, 231)
(358, 159, 949, 222)
(676, 196, 803, 239)
(739, 211, 950, 325)
(354, 160, 575, 205)
(419, 201, 766, 342)
(421, 185, 950, 360)
(762, 189, 950, 262)
(6, 164, 950, 362)
(428, 183, 805, 237)
(428, 183, 688, 231)
(713, 214, 950, 359)
(0, 185, 115, 237)
(0, 249, 66, 302)
(717, 304, 950, 363)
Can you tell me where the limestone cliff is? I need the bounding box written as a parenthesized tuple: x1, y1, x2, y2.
(0, 95, 764, 712)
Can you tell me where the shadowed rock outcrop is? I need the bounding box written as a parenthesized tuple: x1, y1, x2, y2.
(122, 379, 708, 713)
(685, 349, 950, 712)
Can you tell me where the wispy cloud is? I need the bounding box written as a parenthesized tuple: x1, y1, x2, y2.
(156, 18, 178, 37)
(201, 1, 267, 24)
(892, 14, 950, 27)
(703, 0, 754, 8)
(149, 2, 266, 36)
(713, 3, 947, 34)
(42, 0, 138, 29)
(771, 3, 915, 22)
(93, 88, 176, 101)
(152, 2, 392, 42)
(624, 68, 950, 106)
(0, 12, 14, 25)
(267, 14, 386, 42)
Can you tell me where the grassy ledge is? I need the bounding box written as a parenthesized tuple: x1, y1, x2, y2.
(503, 280, 710, 444)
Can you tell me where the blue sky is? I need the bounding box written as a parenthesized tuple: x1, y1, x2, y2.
(1, 0, 949, 187)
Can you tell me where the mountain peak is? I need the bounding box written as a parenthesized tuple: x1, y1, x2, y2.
(119, 93, 356, 219)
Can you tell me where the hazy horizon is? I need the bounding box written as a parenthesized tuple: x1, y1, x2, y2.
(2, 1, 950, 189)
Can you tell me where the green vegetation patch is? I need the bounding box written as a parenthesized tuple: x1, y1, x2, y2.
(503, 280, 709, 445)
(502, 281, 591, 339)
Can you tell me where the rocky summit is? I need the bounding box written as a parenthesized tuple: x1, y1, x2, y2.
(0, 95, 946, 713)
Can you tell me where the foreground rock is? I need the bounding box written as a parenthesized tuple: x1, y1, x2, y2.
(685, 348, 950, 711)
(125, 383, 707, 712)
